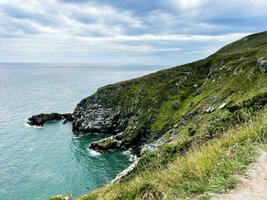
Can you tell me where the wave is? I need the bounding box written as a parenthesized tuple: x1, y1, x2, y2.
(87, 148, 101, 157)
(123, 150, 138, 162)
(111, 158, 139, 183)
(24, 122, 43, 129)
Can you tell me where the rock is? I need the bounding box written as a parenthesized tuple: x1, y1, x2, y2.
(205, 107, 215, 113)
(209, 97, 220, 104)
(49, 194, 71, 200)
(72, 103, 129, 134)
(219, 102, 227, 109)
(63, 194, 72, 200)
(62, 113, 73, 124)
(49, 195, 63, 200)
(89, 127, 138, 153)
(186, 71, 192, 76)
(90, 136, 119, 152)
(28, 113, 72, 126)
(258, 59, 267, 73)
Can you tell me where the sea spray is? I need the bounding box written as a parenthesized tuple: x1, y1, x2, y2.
(88, 148, 102, 157)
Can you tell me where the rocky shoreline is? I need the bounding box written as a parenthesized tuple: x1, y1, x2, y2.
(28, 113, 73, 126)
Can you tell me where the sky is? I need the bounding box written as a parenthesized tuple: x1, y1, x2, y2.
(0, 0, 266, 65)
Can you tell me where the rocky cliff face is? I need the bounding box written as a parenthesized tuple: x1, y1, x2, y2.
(70, 31, 267, 155)
(71, 59, 212, 154)
(72, 102, 127, 134)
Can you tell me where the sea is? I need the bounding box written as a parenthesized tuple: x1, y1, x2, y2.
(0, 63, 164, 200)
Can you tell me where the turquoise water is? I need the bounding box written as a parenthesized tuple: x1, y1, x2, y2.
(0, 64, 162, 200)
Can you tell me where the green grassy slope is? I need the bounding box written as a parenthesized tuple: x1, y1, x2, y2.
(70, 31, 267, 199)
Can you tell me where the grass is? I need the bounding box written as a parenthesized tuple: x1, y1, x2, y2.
(78, 108, 267, 200)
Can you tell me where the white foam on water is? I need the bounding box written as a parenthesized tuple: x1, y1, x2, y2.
(123, 150, 138, 162)
(129, 154, 138, 162)
(111, 158, 139, 183)
(24, 122, 43, 129)
(88, 148, 101, 157)
(122, 150, 130, 156)
(73, 135, 82, 139)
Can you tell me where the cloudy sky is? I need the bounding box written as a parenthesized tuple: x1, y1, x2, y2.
(0, 0, 266, 65)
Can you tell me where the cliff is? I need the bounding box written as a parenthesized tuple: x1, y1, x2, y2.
(42, 31, 267, 200)
(72, 31, 267, 156)
(74, 31, 267, 200)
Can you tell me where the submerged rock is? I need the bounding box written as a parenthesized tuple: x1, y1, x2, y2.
(28, 113, 73, 126)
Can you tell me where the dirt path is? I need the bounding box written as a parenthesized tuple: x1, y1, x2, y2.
(212, 151, 267, 200)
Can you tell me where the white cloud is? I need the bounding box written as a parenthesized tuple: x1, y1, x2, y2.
(94, 32, 249, 43)
(0, 0, 142, 37)
(248, 0, 267, 7)
(0, 0, 265, 64)
(169, 0, 267, 20)
(174, 0, 210, 10)
(0, 32, 249, 55)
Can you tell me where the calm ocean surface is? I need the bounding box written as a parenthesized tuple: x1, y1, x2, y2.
(0, 63, 163, 200)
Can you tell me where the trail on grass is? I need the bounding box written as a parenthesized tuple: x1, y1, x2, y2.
(212, 151, 267, 200)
